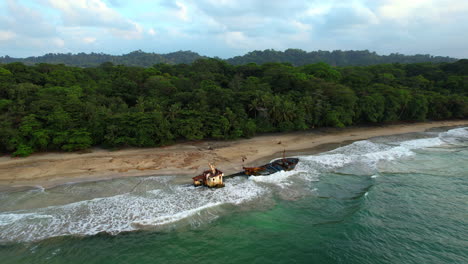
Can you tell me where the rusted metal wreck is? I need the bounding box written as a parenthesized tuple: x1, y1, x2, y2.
(242, 157, 299, 176)
(192, 151, 300, 187)
(192, 163, 225, 188)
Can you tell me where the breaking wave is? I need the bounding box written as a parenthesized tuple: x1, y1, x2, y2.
(0, 126, 466, 242)
(297, 127, 467, 176)
(439, 127, 468, 145)
(0, 177, 268, 242)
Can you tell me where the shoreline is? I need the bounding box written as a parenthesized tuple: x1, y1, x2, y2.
(1, 120, 467, 191)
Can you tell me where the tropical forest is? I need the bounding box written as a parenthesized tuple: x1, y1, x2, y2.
(0, 58, 467, 156)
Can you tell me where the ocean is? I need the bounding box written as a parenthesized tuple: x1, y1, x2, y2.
(1, 126, 467, 264)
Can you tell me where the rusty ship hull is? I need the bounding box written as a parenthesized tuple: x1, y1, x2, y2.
(192, 164, 225, 188)
(226, 158, 299, 178)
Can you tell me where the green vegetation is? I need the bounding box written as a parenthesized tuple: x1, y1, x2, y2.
(0, 59, 467, 156)
(227, 49, 458, 66)
(0, 50, 206, 68)
(0, 49, 457, 68)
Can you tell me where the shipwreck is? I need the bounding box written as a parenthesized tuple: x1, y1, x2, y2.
(242, 157, 299, 176)
(192, 151, 299, 187)
(192, 163, 225, 188)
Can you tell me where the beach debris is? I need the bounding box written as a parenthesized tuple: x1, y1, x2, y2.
(241, 156, 247, 163)
(192, 163, 225, 188)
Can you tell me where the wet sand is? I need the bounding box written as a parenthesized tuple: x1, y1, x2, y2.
(1, 120, 467, 190)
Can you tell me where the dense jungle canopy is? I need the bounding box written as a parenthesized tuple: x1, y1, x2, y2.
(0, 58, 467, 156)
(0, 49, 457, 67)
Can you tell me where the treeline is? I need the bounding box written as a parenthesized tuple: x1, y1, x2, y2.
(227, 49, 458, 66)
(0, 49, 457, 68)
(0, 59, 467, 156)
(0, 50, 206, 68)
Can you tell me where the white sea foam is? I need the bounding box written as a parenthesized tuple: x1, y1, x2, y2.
(0, 177, 268, 242)
(133, 202, 223, 227)
(0, 213, 35, 226)
(441, 127, 468, 138)
(398, 137, 444, 149)
(363, 146, 413, 161)
(297, 141, 390, 175)
(328, 140, 390, 156)
(33, 185, 45, 192)
(439, 127, 468, 145)
(250, 170, 300, 186)
(296, 132, 453, 175)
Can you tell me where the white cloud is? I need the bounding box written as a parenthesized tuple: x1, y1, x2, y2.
(47, 0, 126, 27)
(52, 37, 65, 47)
(47, 0, 143, 39)
(175, 1, 189, 21)
(148, 28, 157, 36)
(3, 0, 56, 37)
(1, 0, 468, 58)
(109, 22, 144, 39)
(378, 0, 436, 24)
(223, 31, 249, 48)
(378, 0, 468, 25)
(0, 30, 16, 41)
(291, 20, 312, 32)
(83, 37, 97, 44)
(354, 4, 379, 25)
(220, 30, 286, 53)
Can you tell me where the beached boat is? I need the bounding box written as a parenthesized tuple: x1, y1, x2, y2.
(242, 157, 299, 176)
(193, 154, 299, 188)
(192, 164, 225, 188)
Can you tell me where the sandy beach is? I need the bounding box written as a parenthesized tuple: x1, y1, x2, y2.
(0, 120, 467, 189)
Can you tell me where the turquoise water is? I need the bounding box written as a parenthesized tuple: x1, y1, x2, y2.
(1, 127, 467, 264)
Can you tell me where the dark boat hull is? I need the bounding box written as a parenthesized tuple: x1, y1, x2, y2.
(226, 158, 299, 178)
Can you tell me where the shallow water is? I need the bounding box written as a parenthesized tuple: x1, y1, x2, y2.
(1, 127, 467, 263)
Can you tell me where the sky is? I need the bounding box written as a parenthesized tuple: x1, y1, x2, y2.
(0, 0, 467, 58)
